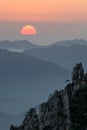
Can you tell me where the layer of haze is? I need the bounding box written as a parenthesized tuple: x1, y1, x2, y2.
(0, 0, 87, 45)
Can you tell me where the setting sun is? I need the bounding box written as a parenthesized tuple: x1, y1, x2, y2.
(21, 25, 37, 35)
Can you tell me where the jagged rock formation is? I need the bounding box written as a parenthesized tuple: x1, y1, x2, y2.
(10, 63, 87, 130)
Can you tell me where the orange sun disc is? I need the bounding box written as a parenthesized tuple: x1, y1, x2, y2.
(21, 25, 37, 35)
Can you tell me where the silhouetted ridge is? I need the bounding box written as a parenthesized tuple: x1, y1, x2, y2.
(0, 40, 41, 51)
(10, 63, 87, 130)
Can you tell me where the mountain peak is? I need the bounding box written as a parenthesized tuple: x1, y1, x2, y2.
(10, 63, 87, 130)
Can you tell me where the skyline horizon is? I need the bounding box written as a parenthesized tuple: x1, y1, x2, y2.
(0, 0, 87, 45)
(0, 22, 87, 45)
(0, 38, 87, 46)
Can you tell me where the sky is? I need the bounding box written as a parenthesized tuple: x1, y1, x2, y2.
(0, 0, 87, 45)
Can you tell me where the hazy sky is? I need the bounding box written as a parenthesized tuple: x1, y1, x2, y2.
(0, 0, 87, 45)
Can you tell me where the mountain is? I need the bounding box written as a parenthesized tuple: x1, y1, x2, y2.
(0, 49, 70, 115)
(53, 39, 87, 46)
(0, 40, 41, 51)
(23, 40, 87, 70)
(0, 49, 69, 77)
(0, 39, 87, 52)
(10, 63, 87, 130)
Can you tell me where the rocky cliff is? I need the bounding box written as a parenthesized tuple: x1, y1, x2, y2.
(10, 63, 87, 130)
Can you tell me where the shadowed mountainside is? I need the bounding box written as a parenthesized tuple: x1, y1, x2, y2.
(0, 49, 70, 115)
(23, 39, 87, 70)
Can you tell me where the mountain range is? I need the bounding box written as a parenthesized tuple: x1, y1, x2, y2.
(0, 40, 41, 51)
(1, 39, 87, 115)
(0, 39, 87, 52)
(0, 49, 70, 115)
(0, 39, 87, 130)
(53, 39, 87, 46)
(23, 40, 87, 70)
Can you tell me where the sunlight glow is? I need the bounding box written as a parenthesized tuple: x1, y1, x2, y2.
(21, 25, 37, 35)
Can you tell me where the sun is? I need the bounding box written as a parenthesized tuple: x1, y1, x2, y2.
(20, 25, 37, 35)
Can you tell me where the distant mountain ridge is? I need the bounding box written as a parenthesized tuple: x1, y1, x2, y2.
(53, 39, 87, 46)
(0, 40, 41, 51)
(23, 40, 87, 70)
(0, 39, 87, 51)
(0, 49, 69, 77)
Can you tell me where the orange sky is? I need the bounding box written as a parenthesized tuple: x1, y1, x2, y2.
(0, 0, 87, 22)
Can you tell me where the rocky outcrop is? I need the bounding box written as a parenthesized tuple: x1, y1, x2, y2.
(10, 63, 87, 130)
